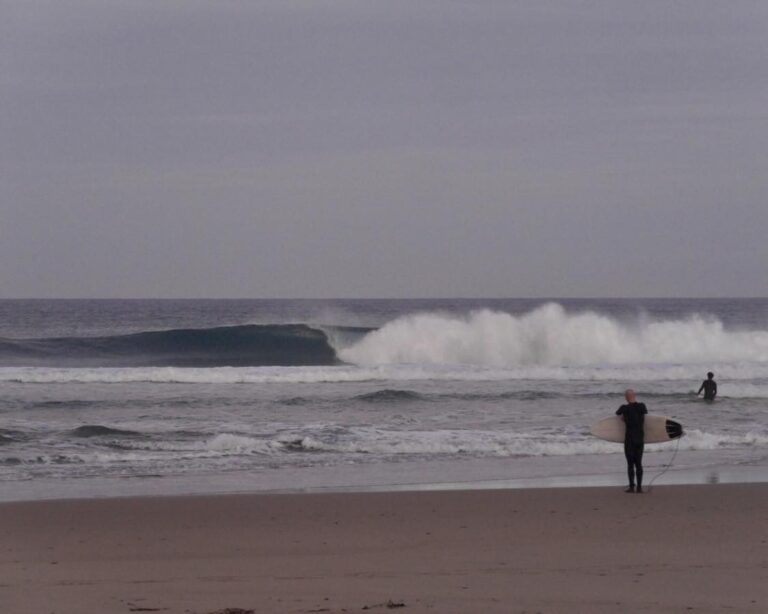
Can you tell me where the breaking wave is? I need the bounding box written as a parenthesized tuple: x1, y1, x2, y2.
(2, 305, 767, 371)
(340, 304, 768, 367)
(1, 303, 767, 389)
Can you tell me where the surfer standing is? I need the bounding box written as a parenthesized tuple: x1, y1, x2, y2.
(697, 372, 717, 401)
(616, 389, 647, 493)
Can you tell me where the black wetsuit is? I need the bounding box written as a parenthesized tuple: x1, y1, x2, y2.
(616, 402, 647, 490)
(699, 379, 717, 400)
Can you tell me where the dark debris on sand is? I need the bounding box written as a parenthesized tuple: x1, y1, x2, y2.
(362, 600, 406, 610)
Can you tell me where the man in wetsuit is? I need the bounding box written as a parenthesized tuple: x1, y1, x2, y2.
(697, 372, 717, 401)
(616, 389, 647, 493)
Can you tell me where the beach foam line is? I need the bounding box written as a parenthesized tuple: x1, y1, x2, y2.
(4, 362, 768, 384)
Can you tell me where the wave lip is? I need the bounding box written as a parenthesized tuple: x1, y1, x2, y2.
(0, 324, 343, 368)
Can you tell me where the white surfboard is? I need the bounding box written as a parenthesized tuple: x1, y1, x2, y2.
(590, 415, 683, 444)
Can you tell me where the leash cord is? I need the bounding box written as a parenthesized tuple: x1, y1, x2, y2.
(645, 436, 682, 492)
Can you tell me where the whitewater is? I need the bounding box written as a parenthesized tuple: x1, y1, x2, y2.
(340, 304, 768, 366)
(1, 298, 766, 500)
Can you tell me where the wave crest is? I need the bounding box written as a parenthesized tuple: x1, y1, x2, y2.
(0, 324, 345, 368)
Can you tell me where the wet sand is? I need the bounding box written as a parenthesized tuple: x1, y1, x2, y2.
(1, 484, 766, 613)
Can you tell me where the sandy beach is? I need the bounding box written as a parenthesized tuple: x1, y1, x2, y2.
(1, 483, 766, 613)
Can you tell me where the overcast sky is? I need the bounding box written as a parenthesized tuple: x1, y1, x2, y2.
(2, 1, 767, 298)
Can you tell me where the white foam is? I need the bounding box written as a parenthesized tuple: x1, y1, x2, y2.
(294, 429, 616, 457)
(258, 426, 768, 458)
(680, 429, 768, 450)
(206, 433, 275, 455)
(339, 304, 768, 367)
(4, 361, 768, 384)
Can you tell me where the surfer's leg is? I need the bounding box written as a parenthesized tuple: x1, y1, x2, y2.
(624, 443, 635, 491)
(635, 444, 644, 492)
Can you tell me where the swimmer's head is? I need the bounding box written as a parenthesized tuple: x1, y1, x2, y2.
(707, 372, 714, 379)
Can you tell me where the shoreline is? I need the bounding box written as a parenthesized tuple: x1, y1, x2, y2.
(1, 483, 766, 613)
(2, 455, 766, 503)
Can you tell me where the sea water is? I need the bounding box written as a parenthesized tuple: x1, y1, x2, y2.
(1, 298, 766, 501)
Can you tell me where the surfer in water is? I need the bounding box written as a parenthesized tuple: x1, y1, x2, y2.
(616, 389, 647, 493)
(697, 372, 717, 401)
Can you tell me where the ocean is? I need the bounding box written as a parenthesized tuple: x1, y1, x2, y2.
(1, 298, 767, 501)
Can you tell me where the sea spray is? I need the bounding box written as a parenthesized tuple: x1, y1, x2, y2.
(340, 303, 768, 367)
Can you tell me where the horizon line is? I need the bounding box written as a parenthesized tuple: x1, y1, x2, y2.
(1, 296, 766, 301)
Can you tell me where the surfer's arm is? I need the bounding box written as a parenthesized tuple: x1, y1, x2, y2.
(697, 382, 705, 395)
(712, 382, 717, 398)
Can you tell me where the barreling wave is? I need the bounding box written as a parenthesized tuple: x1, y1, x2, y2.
(2, 303, 768, 373)
(0, 324, 366, 368)
(340, 303, 768, 367)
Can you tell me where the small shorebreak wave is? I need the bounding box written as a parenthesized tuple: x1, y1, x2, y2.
(0, 324, 369, 368)
(354, 389, 426, 403)
(70, 425, 142, 438)
(203, 427, 768, 458)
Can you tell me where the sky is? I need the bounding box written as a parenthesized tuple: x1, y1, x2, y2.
(2, 1, 767, 298)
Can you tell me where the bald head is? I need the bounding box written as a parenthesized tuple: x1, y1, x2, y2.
(625, 389, 637, 403)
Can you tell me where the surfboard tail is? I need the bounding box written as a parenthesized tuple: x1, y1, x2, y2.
(665, 420, 684, 439)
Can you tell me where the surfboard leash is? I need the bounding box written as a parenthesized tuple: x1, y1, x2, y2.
(645, 436, 682, 493)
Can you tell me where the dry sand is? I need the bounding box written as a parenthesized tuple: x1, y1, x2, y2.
(1, 484, 766, 613)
